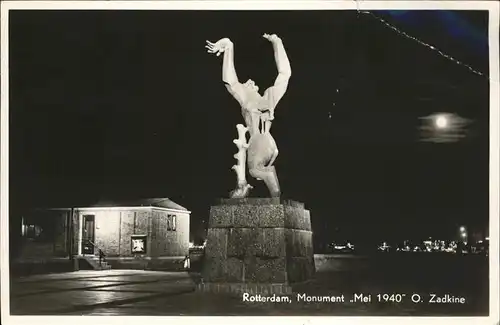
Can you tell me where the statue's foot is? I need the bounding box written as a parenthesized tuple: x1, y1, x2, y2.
(229, 182, 253, 198)
(270, 190, 281, 198)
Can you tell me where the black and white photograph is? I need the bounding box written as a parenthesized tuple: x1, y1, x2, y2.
(1, 0, 499, 323)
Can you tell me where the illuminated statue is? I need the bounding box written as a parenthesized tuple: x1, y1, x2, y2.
(205, 34, 291, 198)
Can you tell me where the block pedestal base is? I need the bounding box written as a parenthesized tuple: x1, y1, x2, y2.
(200, 198, 315, 295)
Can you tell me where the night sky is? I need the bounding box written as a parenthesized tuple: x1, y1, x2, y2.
(9, 10, 490, 246)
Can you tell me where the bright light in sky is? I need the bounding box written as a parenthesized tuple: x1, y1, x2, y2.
(419, 112, 470, 143)
(435, 115, 448, 129)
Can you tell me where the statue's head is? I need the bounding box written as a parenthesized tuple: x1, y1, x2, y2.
(243, 79, 259, 93)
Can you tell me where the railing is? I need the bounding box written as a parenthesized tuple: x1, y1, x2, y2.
(87, 240, 107, 267)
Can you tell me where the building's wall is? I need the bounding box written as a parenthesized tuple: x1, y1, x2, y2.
(118, 210, 151, 257)
(53, 210, 69, 256)
(71, 210, 79, 256)
(94, 210, 120, 256)
(76, 209, 152, 257)
(151, 209, 189, 257)
(119, 211, 134, 256)
(73, 207, 189, 259)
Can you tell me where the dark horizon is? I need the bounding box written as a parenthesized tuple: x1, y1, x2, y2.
(9, 10, 490, 246)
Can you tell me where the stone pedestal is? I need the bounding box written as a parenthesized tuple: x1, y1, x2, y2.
(198, 198, 315, 295)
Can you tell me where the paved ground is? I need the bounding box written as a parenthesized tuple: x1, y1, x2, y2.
(9, 254, 490, 316)
(10, 270, 196, 315)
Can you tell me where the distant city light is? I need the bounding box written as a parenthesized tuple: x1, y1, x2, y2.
(459, 226, 466, 232)
(461, 233, 467, 238)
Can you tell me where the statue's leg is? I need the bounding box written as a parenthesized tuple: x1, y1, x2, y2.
(247, 132, 280, 197)
(249, 165, 280, 197)
(267, 147, 279, 167)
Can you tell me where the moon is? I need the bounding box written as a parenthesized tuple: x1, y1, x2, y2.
(419, 113, 470, 143)
(435, 115, 448, 129)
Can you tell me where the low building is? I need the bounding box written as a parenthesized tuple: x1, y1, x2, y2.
(16, 198, 191, 273)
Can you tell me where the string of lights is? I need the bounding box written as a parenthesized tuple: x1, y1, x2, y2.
(353, 0, 490, 80)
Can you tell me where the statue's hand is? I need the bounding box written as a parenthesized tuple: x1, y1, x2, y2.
(263, 33, 281, 43)
(205, 38, 232, 56)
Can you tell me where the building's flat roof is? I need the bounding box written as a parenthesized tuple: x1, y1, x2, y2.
(39, 198, 190, 212)
(89, 198, 189, 211)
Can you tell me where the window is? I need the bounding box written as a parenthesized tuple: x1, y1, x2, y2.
(167, 214, 177, 231)
(23, 224, 42, 239)
(131, 235, 147, 254)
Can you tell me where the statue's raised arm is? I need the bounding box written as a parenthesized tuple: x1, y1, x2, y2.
(263, 34, 292, 111)
(206, 38, 247, 106)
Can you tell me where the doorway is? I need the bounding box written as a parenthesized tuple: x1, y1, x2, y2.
(82, 215, 95, 255)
